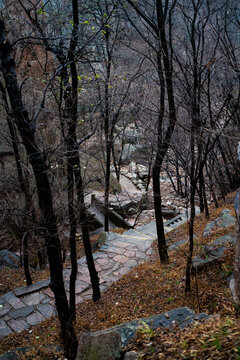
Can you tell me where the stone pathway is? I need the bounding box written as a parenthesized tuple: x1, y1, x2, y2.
(0, 213, 188, 339)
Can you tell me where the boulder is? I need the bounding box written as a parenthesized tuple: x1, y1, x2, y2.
(203, 209, 236, 238)
(0, 250, 20, 270)
(129, 162, 137, 175)
(76, 308, 209, 360)
(77, 330, 122, 360)
(136, 164, 148, 180)
(137, 210, 155, 225)
(192, 233, 236, 272)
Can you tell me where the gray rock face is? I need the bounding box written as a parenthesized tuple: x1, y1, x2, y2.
(124, 351, 141, 360)
(192, 233, 236, 272)
(0, 251, 20, 270)
(76, 308, 208, 360)
(203, 209, 236, 238)
(77, 330, 122, 360)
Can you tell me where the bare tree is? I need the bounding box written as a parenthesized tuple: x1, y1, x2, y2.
(123, 0, 178, 264)
(0, 20, 78, 359)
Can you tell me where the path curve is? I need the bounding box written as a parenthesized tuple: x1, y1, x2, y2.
(0, 214, 188, 338)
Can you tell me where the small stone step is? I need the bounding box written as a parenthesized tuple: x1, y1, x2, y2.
(37, 303, 56, 318)
(8, 319, 29, 332)
(9, 306, 34, 319)
(22, 292, 49, 306)
(26, 311, 45, 326)
(0, 319, 13, 338)
(14, 279, 50, 297)
(3, 292, 25, 309)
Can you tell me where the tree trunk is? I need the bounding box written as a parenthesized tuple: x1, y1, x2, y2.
(153, 163, 169, 264)
(23, 233, 32, 286)
(234, 190, 240, 305)
(0, 21, 78, 359)
(104, 19, 111, 232)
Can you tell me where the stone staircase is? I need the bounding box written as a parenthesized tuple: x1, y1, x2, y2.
(0, 212, 190, 339)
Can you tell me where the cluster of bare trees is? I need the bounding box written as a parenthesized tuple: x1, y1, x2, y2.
(0, 0, 240, 358)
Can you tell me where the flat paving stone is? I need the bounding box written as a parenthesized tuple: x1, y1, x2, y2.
(76, 295, 83, 305)
(106, 232, 120, 241)
(77, 257, 87, 265)
(22, 292, 48, 306)
(114, 267, 132, 276)
(125, 259, 138, 268)
(113, 255, 129, 264)
(43, 287, 54, 298)
(0, 302, 11, 317)
(104, 275, 120, 284)
(137, 242, 152, 252)
(0, 296, 6, 305)
(146, 248, 152, 255)
(95, 263, 102, 272)
(9, 306, 34, 319)
(102, 251, 119, 258)
(26, 311, 45, 326)
(131, 223, 157, 238)
(96, 257, 115, 270)
(37, 304, 56, 318)
(65, 280, 89, 294)
(93, 252, 109, 259)
(81, 288, 93, 300)
(121, 229, 151, 239)
(101, 246, 123, 255)
(0, 319, 13, 338)
(14, 279, 50, 297)
(3, 292, 25, 309)
(134, 252, 146, 259)
(105, 240, 130, 249)
(77, 274, 91, 284)
(8, 319, 29, 332)
(77, 265, 88, 273)
(62, 268, 72, 276)
(99, 263, 120, 278)
(124, 250, 136, 257)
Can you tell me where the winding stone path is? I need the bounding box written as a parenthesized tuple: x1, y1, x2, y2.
(0, 214, 188, 339)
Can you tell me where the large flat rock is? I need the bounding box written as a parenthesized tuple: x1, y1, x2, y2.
(203, 209, 236, 237)
(77, 307, 208, 360)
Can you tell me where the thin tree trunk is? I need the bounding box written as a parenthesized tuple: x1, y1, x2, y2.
(104, 17, 111, 232)
(76, 166, 101, 302)
(23, 233, 32, 286)
(153, 50, 169, 264)
(234, 190, 240, 305)
(153, 164, 169, 263)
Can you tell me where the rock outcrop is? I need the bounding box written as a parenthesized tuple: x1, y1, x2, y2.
(76, 307, 209, 360)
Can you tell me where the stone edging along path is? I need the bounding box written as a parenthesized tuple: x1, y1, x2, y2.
(0, 213, 188, 339)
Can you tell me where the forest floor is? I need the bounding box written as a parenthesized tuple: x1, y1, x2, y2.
(0, 192, 240, 359)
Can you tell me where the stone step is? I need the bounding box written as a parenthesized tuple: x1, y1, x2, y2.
(14, 279, 50, 297)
